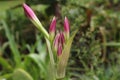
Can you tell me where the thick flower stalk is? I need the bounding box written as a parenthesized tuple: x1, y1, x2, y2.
(23, 3, 77, 80)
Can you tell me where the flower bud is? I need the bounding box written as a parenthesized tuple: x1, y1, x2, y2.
(49, 16, 56, 41)
(49, 16, 56, 34)
(23, 3, 37, 20)
(64, 17, 70, 39)
(54, 32, 65, 56)
(23, 3, 49, 39)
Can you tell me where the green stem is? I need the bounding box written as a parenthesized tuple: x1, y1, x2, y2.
(31, 18, 49, 39)
(45, 38, 56, 80)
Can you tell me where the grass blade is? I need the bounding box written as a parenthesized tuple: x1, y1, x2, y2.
(2, 20, 21, 67)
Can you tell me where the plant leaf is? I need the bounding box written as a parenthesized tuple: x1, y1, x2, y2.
(2, 20, 21, 67)
(0, 57, 12, 71)
(12, 69, 33, 80)
(57, 30, 78, 79)
(27, 54, 46, 73)
(45, 38, 56, 80)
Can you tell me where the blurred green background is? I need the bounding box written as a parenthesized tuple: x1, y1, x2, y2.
(0, 0, 120, 80)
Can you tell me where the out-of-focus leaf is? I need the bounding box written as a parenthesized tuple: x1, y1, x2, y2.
(0, 57, 12, 71)
(1, 20, 21, 67)
(104, 42, 120, 46)
(27, 54, 46, 73)
(12, 69, 33, 80)
(31, 4, 49, 13)
(0, 0, 24, 11)
(0, 12, 7, 20)
(0, 73, 12, 80)
(24, 53, 47, 79)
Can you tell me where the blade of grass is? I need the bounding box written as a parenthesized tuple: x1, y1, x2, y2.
(1, 20, 21, 67)
(104, 42, 120, 47)
(0, 57, 12, 71)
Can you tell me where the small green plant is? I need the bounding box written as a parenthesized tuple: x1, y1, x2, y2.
(23, 3, 77, 80)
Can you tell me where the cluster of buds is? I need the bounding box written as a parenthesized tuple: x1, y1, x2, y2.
(23, 3, 77, 79)
(23, 3, 70, 56)
(50, 16, 69, 56)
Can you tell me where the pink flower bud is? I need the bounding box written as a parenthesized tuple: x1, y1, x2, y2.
(54, 32, 65, 56)
(49, 16, 56, 33)
(23, 3, 49, 39)
(64, 17, 70, 35)
(23, 3, 37, 20)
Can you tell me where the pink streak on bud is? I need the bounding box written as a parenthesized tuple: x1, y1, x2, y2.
(54, 33, 60, 50)
(64, 17, 70, 33)
(23, 3, 37, 19)
(59, 32, 65, 46)
(49, 16, 56, 33)
(57, 44, 62, 56)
